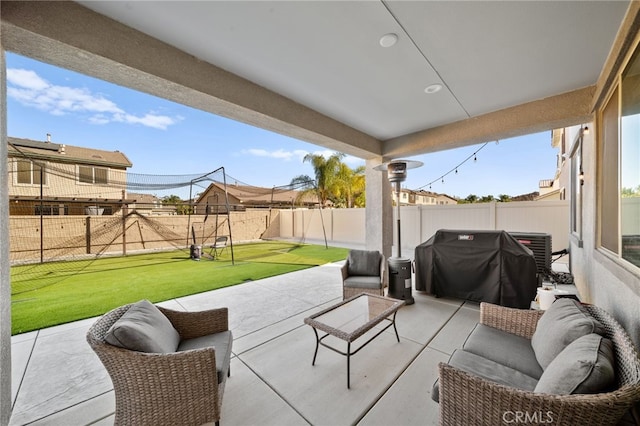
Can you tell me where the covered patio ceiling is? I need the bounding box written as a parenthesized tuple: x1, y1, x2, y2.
(0, 1, 631, 160)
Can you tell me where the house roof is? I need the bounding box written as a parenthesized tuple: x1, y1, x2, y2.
(196, 182, 319, 206)
(126, 193, 160, 204)
(7, 137, 133, 169)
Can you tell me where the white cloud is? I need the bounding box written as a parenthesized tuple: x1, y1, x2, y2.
(6, 68, 179, 130)
(310, 150, 364, 166)
(6, 68, 49, 90)
(243, 148, 365, 166)
(243, 148, 307, 161)
(112, 112, 180, 130)
(343, 155, 365, 166)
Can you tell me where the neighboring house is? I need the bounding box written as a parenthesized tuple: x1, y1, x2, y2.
(392, 188, 458, 206)
(126, 193, 177, 215)
(435, 193, 458, 205)
(194, 181, 320, 213)
(536, 129, 570, 201)
(7, 136, 132, 216)
(511, 192, 540, 202)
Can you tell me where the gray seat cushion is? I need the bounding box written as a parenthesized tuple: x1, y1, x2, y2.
(531, 298, 606, 368)
(463, 323, 543, 379)
(347, 250, 381, 276)
(105, 299, 180, 353)
(432, 349, 539, 402)
(344, 276, 381, 289)
(535, 333, 615, 395)
(177, 330, 233, 383)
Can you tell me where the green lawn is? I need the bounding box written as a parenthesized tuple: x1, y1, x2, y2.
(10, 241, 348, 335)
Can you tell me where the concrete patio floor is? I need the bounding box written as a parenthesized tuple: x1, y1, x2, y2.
(10, 248, 572, 426)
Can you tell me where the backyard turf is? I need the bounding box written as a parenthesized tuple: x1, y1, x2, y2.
(10, 241, 349, 335)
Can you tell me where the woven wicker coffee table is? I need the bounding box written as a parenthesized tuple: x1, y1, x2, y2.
(304, 293, 404, 388)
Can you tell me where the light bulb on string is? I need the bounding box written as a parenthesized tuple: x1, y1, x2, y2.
(415, 141, 489, 192)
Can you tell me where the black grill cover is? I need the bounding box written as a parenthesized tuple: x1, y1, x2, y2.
(414, 229, 538, 309)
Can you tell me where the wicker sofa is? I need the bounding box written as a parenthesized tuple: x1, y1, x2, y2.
(433, 299, 640, 425)
(87, 300, 232, 426)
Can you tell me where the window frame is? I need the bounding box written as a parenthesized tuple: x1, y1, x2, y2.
(598, 84, 621, 255)
(596, 44, 640, 271)
(14, 159, 47, 186)
(570, 133, 583, 247)
(77, 165, 109, 185)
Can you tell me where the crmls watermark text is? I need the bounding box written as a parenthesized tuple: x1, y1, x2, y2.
(503, 411, 554, 424)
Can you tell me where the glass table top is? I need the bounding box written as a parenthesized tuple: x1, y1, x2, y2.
(306, 294, 403, 335)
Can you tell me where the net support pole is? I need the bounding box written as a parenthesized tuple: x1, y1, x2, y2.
(122, 202, 128, 256)
(40, 166, 44, 263)
(221, 167, 235, 265)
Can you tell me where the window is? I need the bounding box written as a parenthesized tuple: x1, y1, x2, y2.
(621, 51, 640, 267)
(34, 204, 67, 216)
(598, 46, 640, 269)
(78, 165, 108, 184)
(100, 205, 113, 215)
(599, 86, 619, 254)
(16, 159, 46, 185)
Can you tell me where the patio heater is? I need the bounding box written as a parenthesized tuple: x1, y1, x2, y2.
(374, 159, 423, 305)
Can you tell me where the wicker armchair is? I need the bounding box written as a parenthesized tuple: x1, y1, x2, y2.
(87, 303, 231, 426)
(341, 249, 386, 299)
(437, 302, 640, 426)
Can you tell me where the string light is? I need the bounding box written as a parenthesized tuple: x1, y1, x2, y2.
(417, 141, 491, 190)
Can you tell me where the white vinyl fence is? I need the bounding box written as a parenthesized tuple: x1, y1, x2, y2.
(278, 200, 570, 254)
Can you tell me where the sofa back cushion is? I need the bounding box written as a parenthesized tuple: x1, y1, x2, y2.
(531, 298, 605, 368)
(347, 250, 381, 276)
(105, 299, 180, 353)
(534, 333, 615, 394)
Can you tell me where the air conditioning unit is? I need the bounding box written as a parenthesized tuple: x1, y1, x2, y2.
(509, 232, 552, 276)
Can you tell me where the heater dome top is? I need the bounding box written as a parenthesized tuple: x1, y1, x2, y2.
(374, 159, 423, 183)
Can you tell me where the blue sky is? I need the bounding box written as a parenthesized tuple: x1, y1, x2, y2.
(6, 52, 559, 199)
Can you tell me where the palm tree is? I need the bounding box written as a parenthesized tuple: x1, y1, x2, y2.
(162, 194, 191, 215)
(464, 194, 478, 204)
(334, 163, 365, 207)
(162, 194, 182, 205)
(291, 153, 345, 207)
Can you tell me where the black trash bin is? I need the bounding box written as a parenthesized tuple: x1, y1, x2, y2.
(387, 256, 414, 305)
(190, 244, 202, 261)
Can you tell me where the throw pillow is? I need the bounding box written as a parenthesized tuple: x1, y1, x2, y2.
(105, 299, 180, 353)
(347, 250, 381, 276)
(531, 298, 605, 368)
(534, 333, 615, 394)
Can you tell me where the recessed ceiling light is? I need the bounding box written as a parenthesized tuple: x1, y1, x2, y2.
(424, 84, 442, 94)
(379, 33, 398, 48)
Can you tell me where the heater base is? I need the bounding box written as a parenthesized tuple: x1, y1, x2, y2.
(387, 257, 414, 305)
